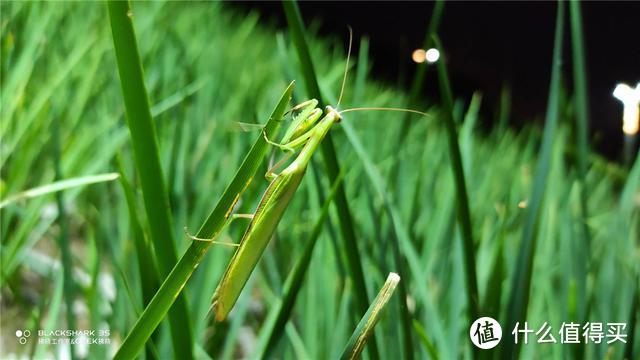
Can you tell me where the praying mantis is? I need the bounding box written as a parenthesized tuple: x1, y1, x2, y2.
(205, 31, 430, 322)
(210, 100, 341, 321)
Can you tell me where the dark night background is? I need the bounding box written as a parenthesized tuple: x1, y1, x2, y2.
(230, 1, 640, 161)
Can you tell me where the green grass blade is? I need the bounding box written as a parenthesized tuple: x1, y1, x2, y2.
(569, 0, 590, 182)
(116, 154, 162, 360)
(113, 82, 294, 360)
(0, 173, 120, 209)
(116, 156, 159, 306)
(569, 0, 592, 329)
(432, 34, 480, 324)
(412, 320, 439, 360)
(340, 272, 401, 360)
(497, 84, 512, 134)
(624, 276, 638, 360)
(341, 121, 416, 360)
(255, 166, 346, 359)
(392, 0, 444, 187)
(107, 1, 194, 358)
(503, 2, 565, 358)
(281, 1, 380, 358)
(51, 117, 77, 360)
(409, 0, 445, 99)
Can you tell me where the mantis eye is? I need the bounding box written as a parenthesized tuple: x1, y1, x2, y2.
(325, 106, 341, 122)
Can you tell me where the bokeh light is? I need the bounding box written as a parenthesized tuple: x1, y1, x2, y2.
(613, 82, 640, 135)
(412, 49, 426, 63)
(425, 48, 440, 63)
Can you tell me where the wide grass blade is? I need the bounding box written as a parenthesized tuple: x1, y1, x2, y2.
(107, 1, 194, 358)
(340, 272, 401, 360)
(432, 34, 480, 325)
(503, 2, 565, 358)
(281, 1, 380, 358)
(113, 82, 294, 360)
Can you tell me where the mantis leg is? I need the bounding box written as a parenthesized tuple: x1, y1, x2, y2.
(262, 130, 296, 153)
(285, 99, 319, 116)
(185, 213, 253, 245)
(265, 151, 292, 181)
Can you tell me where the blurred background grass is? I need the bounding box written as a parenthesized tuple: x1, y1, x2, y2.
(1, 1, 638, 359)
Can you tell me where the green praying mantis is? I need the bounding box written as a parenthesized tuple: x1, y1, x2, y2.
(201, 33, 430, 322)
(210, 100, 340, 321)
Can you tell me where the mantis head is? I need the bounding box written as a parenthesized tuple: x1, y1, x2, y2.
(325, 105, 342, 122)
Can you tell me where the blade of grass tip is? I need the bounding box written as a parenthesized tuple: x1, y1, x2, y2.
(432, 34, 479, 325)
(340, 273, 401, 360)
(503, 2, 565, 358)
(569, 0, 590, 183)
(255, 165, 347, 359)
(281, 2, 380, 358)
(113, 82, 294, 360)
(412, 319, 439, 360)
(497, 84, 512, 135)
(392, 0, 444, 195)
(0, 173, 120, 209)
(107, 1, 194, 358)
(569, 0, 592, 331)
(408, 0, 445, 100)
(51, 118, 77, 360)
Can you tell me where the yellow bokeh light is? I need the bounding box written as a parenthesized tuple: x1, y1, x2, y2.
(412, 49, 426, 63)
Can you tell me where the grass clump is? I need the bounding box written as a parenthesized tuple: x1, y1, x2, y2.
(1, 1, 637, 359)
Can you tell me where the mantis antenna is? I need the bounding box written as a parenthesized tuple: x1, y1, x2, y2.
(336, 28, 430, 119)
(336, 26, 353, 109)
(339, 107, 431, 118)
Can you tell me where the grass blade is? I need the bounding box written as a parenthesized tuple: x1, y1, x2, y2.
(113, 82, 294, 360)
(432, 34, 480, 325)
(569, 0, 593, 330)
(341, 121, 417, 359)
(408, 0, 445, 99)
(412, 320, 439, 360)
(107, 2, 194, 358)
(51, 117, 77, 360)
(281, 1, 380, 358)
(570, 0, 590, 181)
(503, 2, 565, 358)
(116, 156, 161, 359)
(340, 272, 401, 360)
(0, 173, 120, 209)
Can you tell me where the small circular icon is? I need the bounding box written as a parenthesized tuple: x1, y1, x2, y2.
(16, 329, 30, 344)
(469, 317, 502, 349)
